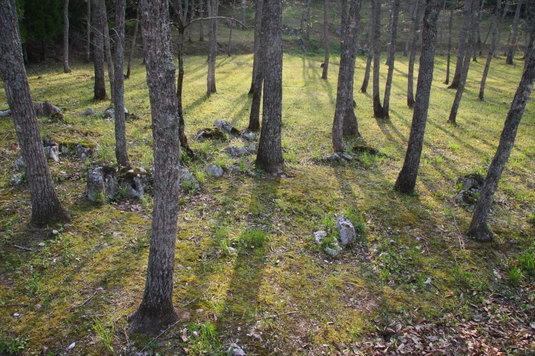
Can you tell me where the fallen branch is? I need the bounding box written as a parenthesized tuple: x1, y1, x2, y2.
(12, 244, 33, 252)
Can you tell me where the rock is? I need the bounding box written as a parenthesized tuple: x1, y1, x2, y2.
(194, 128, 227, 141)
(119, 170, 147, 199)
(322, 152, 353, 162)
(241, 131, 256, 141)
(44, 145, 60, 162)
(86, 166, 118, 202)
(103, 107, 128, 119)
(13, 157, 26, 171)
(205, 164, 224, 178)
(214, 120, 240, 137)
(83, 108, 95, 116)
(75, 145, 92, 160)
(455, 173, 485, 206)
(324, 243, 342, 257)
(33, 101, 62, 118)
(226, 343, 246, 356)
(9, 173, 26, 186)
(313, 230, 328, 245)
(245, 143, 257, 153)
(224, 146, 250, 157)
(179, 167, 200, 192)
(336, 216, 357, 245)
(0, 109, 12, 117)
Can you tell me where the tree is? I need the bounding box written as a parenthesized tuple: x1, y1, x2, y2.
(407, 0, 423, 108)
(86, 0, 91, 62)
(207, 0, 218, 96)
(332, 0, 362, 152)
(126, 11, 139, 79)
(62, 0, 70, 73)
(103, 1, 115, 100)
(449, 0, 473, 89)
(479, 0, 502, 101)
(92, 0, 107, 100)
(444, 1, 453, 84)
(505, 0, 523, 65)
(0, 0, 70, 227)
(255, 0, 284, 174)
(468, 40, 534, 241)
(248, 0, 264, 131)
(129, 0, 182, 334)
(113, 0, 131, 169)
(383, 0, 400, 117)
(321, 0, 330, 79)
(394, 0, 442, 194)
(371, 0, 386, 118)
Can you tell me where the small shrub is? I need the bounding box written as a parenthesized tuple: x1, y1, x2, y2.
(0, 335, 27, 355)
(343, 208, 366, 235)
(518, 251, 535, 277)
(240, 228, 267, 249)
(92, 318, 115, 355)
(508, 267, 523, 286)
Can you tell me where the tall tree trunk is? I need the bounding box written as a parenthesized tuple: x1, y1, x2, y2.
(394, 0, 441, 194)
(63, 0, 71, 73)
(372, 0, 385, 118)
(332, 0, 362, 152)
(407, 0, 422, 108)
(114, 0, 130, 169)
(321, 0, 330, 79)
(479, 0, 502, 101)
(444, 3, 453, 84)
(506, 0, 523, 65)
(361, 51, 372, 93)
(248, 0, 265, 131)
(403, 0, 418, 56)
(228, 0, 235, 56)
(468, 43, 534, 241)
(0, 0, 70, 227)
(129, 0, 181, 334)
(103, 2, 115, 100)
(301, 0, 312, 41)
(86, 0, 91, 62)
(126, 13, 139, 79)
(92, 0, 107, 100)
(255, 0, 284, 174)
(383, 0, 400, 117)
(175, 28, 193, 156)
(449, 0, 473, 89)
(199, 0, 205, 41)
(207, 0, 218, 96)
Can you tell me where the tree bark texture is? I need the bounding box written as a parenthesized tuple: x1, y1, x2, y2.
(468, 42, 534, 241)
(394, 0, 441, 194)
(506, 0, 523, 65)
(449, 0, 473, 89)
(321, 0, 330, 79)
(103, 1, 115, 100)
(479, 0, 502, 101)
(129, 0, 181, 335)
(255, 0, 284, 174)
(248, 0, 265, 131)
(444, 4, 453, 84)
(372, 0, 386, 118)
(63, 0, 71, 73)
(92, 0, 107, 100)
(126, 14, 139, 79)
(207, 0, 218, 96)
(383, 0, 400, 117)
(249, 0, 264, 94)
(407, 0, 423, 108)
(0, 0, 70, 227)
(86, 0, 91, 62)
(332, 0, 362, 152)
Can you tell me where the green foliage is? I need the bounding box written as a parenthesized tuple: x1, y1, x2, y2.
(181, 322, 220, 355)
(343, 208, 366, 236)
(517, 250, 535, 277)
(92, 318, 115, 355)
(21, 0, 62, 42)
(508, 267, 523, 287)
(239, 228, 267, 249)
(0, 335, 27, 355)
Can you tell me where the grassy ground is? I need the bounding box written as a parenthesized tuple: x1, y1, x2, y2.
(1, 13, 534, 355)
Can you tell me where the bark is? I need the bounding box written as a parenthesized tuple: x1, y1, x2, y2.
(301, 0, 312, 41)
(506, 0, 523, 65)
(103, 2, 115, 100)
(403, 0, 418, 56)
(332, 0, 362, 152)
(444, 4, 453, 84)
(407, 0, 422, 108)
(113, 0, 130, 169)
(449, 0, 473, 89)
(248, 0, 265, 131)
(383, 0, 400, 117)
(199, 0, 205, 41)
(0, 0, 70, 227)
(321, 0, 330, 79)
(126, 14, 139, 79)
(228, 0, 235, 56)
(92, 0, 107, 100)
(248, 0, 264, 94)
(63, 0, 71, 73)
(468, 43, 534, 241)
(207, 0, 218, 96)
(129, 0, 181, 334)
(86, 0, 91, 62)
(372, 0, 386, 118)
(360, 52, 372, 93)
(255, 0, 284, 174)
(394, 0, 441, 194)
(479, 0, 502, 101)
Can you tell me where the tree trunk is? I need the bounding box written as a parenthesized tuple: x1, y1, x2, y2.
(360, 52, 372, 93)
(394, 0, 441, 194)
(383, 0, 400, 117)
(103, 2, 115, 100)
(321, 0, 330, 79)
(207, 0, 218, 96)
(0, 0, 70, 227)
(176, 28, 193, 156)
(506, 0, 523, 65)
(301, 0, 312, 41)
(332, 0, 362, 152)
(63, 0, 71, 73)
(479, 0, 502, 101)
(444, 4, 453, 84)
(228, 1, 235, 56)
(92, 0, 107, 100)
(255, 0, 284, 174)
(403, 0, 418, 57)
(449, 0, 472, 89)
(86, 0, 91, 62)
(113, 0, 130, 169)
(372, 0, 386, 118)
(129, 0, 181, 334)
(199, 0, 205, 41)
(407, 0, 422, 108)
(126, 13, 139, 79)
(248, 0, 265, 131)
(468, 43, 534, 241)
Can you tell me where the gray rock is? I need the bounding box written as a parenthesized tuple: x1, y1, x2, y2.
(0, 109, 11, 117)
(242, 131, 256, 141)
(9, 172, 26, 186)
(86, 166, 117, 202)
(324, 242, 342, 257)
(214, 119, 233, 133)
(336, 216, 357, 245)
(245, 143, 257, 153)
(83, 108, 95, 116)
(13, 157, 26, 171)
(44, 145, 60, 162)
(322, 152, 353, 162)
(194, 128, 227, 141)
(75, 145, 92, 160)
(224, 146, 250, 157)
(179, 166, 200, 191)
(226, 343, 246, 356)
(313, 230, 328, 245)
(205, 164, 224, 177)
(103, 107, 128, 119)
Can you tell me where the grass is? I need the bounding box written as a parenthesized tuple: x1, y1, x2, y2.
(0, 16, 534, 355)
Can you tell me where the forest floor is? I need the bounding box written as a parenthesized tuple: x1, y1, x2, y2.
(0, 51, 534, 355)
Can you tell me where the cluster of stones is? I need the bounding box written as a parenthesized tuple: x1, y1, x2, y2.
(313, 216, 363, 257)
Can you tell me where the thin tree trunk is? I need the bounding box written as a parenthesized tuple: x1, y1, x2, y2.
(403, 0, 418, 56)
(228, 1, 235, 56)
(114, 0, 130, 169)
(129, 0, 181, 334)
(255, 0, 284, 174)
(372, 0, 385, 118)
(207, 0, 218, 96)
(248, 0, 265, 131)
(383, 0, 400, 117)
(449, 0, 473, 89)
(0, 0, 70, 227)
(86, 0, 91, 62)
(63, 0, 71, 73)
(92, 0, 107, 100)
(332, 0, 362, 152)
(126, 13, 139, 79)
(468, 42, 534, 241)
(249, 0, 264, 94)
(361, 51, 372, 93)
(103, 1, 115, 100)
(321, 0, 330, 79)
(445, 4, 453, 84)
(199, 0, 205, 41)
(394, 0, 441, 194)
(479, 0, 502, 101)
(407, 0, 422, 108)
(506, 0, 523, 65)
